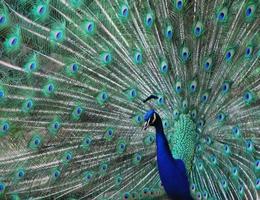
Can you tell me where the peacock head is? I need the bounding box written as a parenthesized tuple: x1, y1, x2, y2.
(142, 95, 162, 130)
(143, 109, 161, 130)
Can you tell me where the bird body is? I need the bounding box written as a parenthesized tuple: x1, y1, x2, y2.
(154, 113, 192, 200)
(0, 0, 259, 199)
(143, 109, 193, 199)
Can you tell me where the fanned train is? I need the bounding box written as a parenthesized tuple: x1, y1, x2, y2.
(0, 0, 259, 199)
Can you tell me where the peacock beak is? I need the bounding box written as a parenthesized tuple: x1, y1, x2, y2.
(143, 122, 148, 131)
(143, 118, 151, 131)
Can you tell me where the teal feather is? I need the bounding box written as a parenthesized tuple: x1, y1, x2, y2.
(0, 0, 259, 199)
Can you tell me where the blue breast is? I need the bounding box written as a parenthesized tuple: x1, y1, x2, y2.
(156, 131, 193, 200)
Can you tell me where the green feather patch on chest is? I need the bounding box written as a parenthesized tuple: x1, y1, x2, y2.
(168, 114, 196, 172)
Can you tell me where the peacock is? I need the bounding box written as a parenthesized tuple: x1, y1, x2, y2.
(0, 0, 259, 199)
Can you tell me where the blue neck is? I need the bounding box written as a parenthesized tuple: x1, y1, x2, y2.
(154, 120, 193, 200)
(155, 123, 173, 161)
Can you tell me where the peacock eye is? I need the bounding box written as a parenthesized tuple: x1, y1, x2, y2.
(70, 63, 78, 72)
(3, 124, 7, 131)
(85, 139, 90, 144)
(173, 109, 180, 120)
(222, 82, 231, 93)
(1, 122, 9, 132)
(0, 15, 6, 24)
(0, 90, 4, 98)
(145, 13, 154, 27)
(165, 25, 173, 39)
(204, 61, 209, 68)
(217, 7, 228, 22)
(134, 51, 142, 64)
(198, 162, 203, 170)
(53, 122, 59, 129)
(18, 170, 24, 177)
(81, 21, 94, 35)
(124, 192, 130, 199)
(232, 126, 240, 137)
(100, 52, 112, 65)
(65, 152, 72, 161)
(117, 177, 122, 183)
(77, 107, 82, 114)
(47, 84, 54, 92)
(55, 31, 62, 40)
(223, 144, 230, 154)
(216, 112, 225, 122)
(203, 57, 213, 71)
(191, 109, 197, 119)
(193, 21, 203, 37)
(175, 81, 182, 94)
(232, 167, 238, 175)
(102, 93, 107, 100)
(157, 96, 164, 106)
(221, 179, 227, 188)
(201, 92, 209, 103)
(29, 62, 36, 70)
(245, 4, 256, 19)
(246, 140, 253, 151)
(246, 7, 252, 16)
(245, 92, 251, 100)
(34, 138, 40, 145)
(120, 5, 129, 17)
(190, 80, 197, 93)
(219, 12, 224, 20)
(26, 100, 33, 108)
(197, 192, 201, 199)
(162, 119, 169, 128)
(211, 155, 217, 164)
(182, 99, 188, 110)
(160, 61, 169, 74)
(256, 178, 260, 187)
(190, 184, 196, 192)
(108, 129, 113, 136)
(104, 53, 111, 62)
(136, 115, 142, 123)
(181, 47, 190, 61)
(245, 46, 253, 57)
(176, 0, 184, 10)
(225, 49, 235, 62)
(197, 119, 204, 129)
(117, 140, 127, 154)
(206, 136, 212, 145)
(9, 37, 17, 46)
(0, 182, 5, 192)
(54, 171, 59, 177)
(130, 89, 136, 97)
(203, 191, 208, 198)
(87, 24, 93, 32)
(195, 27, 200, 34)
(37, 5, 46, 15)
(243, 91, 254, 105)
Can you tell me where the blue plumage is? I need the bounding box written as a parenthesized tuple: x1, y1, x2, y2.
(144, 109, 192, 199)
